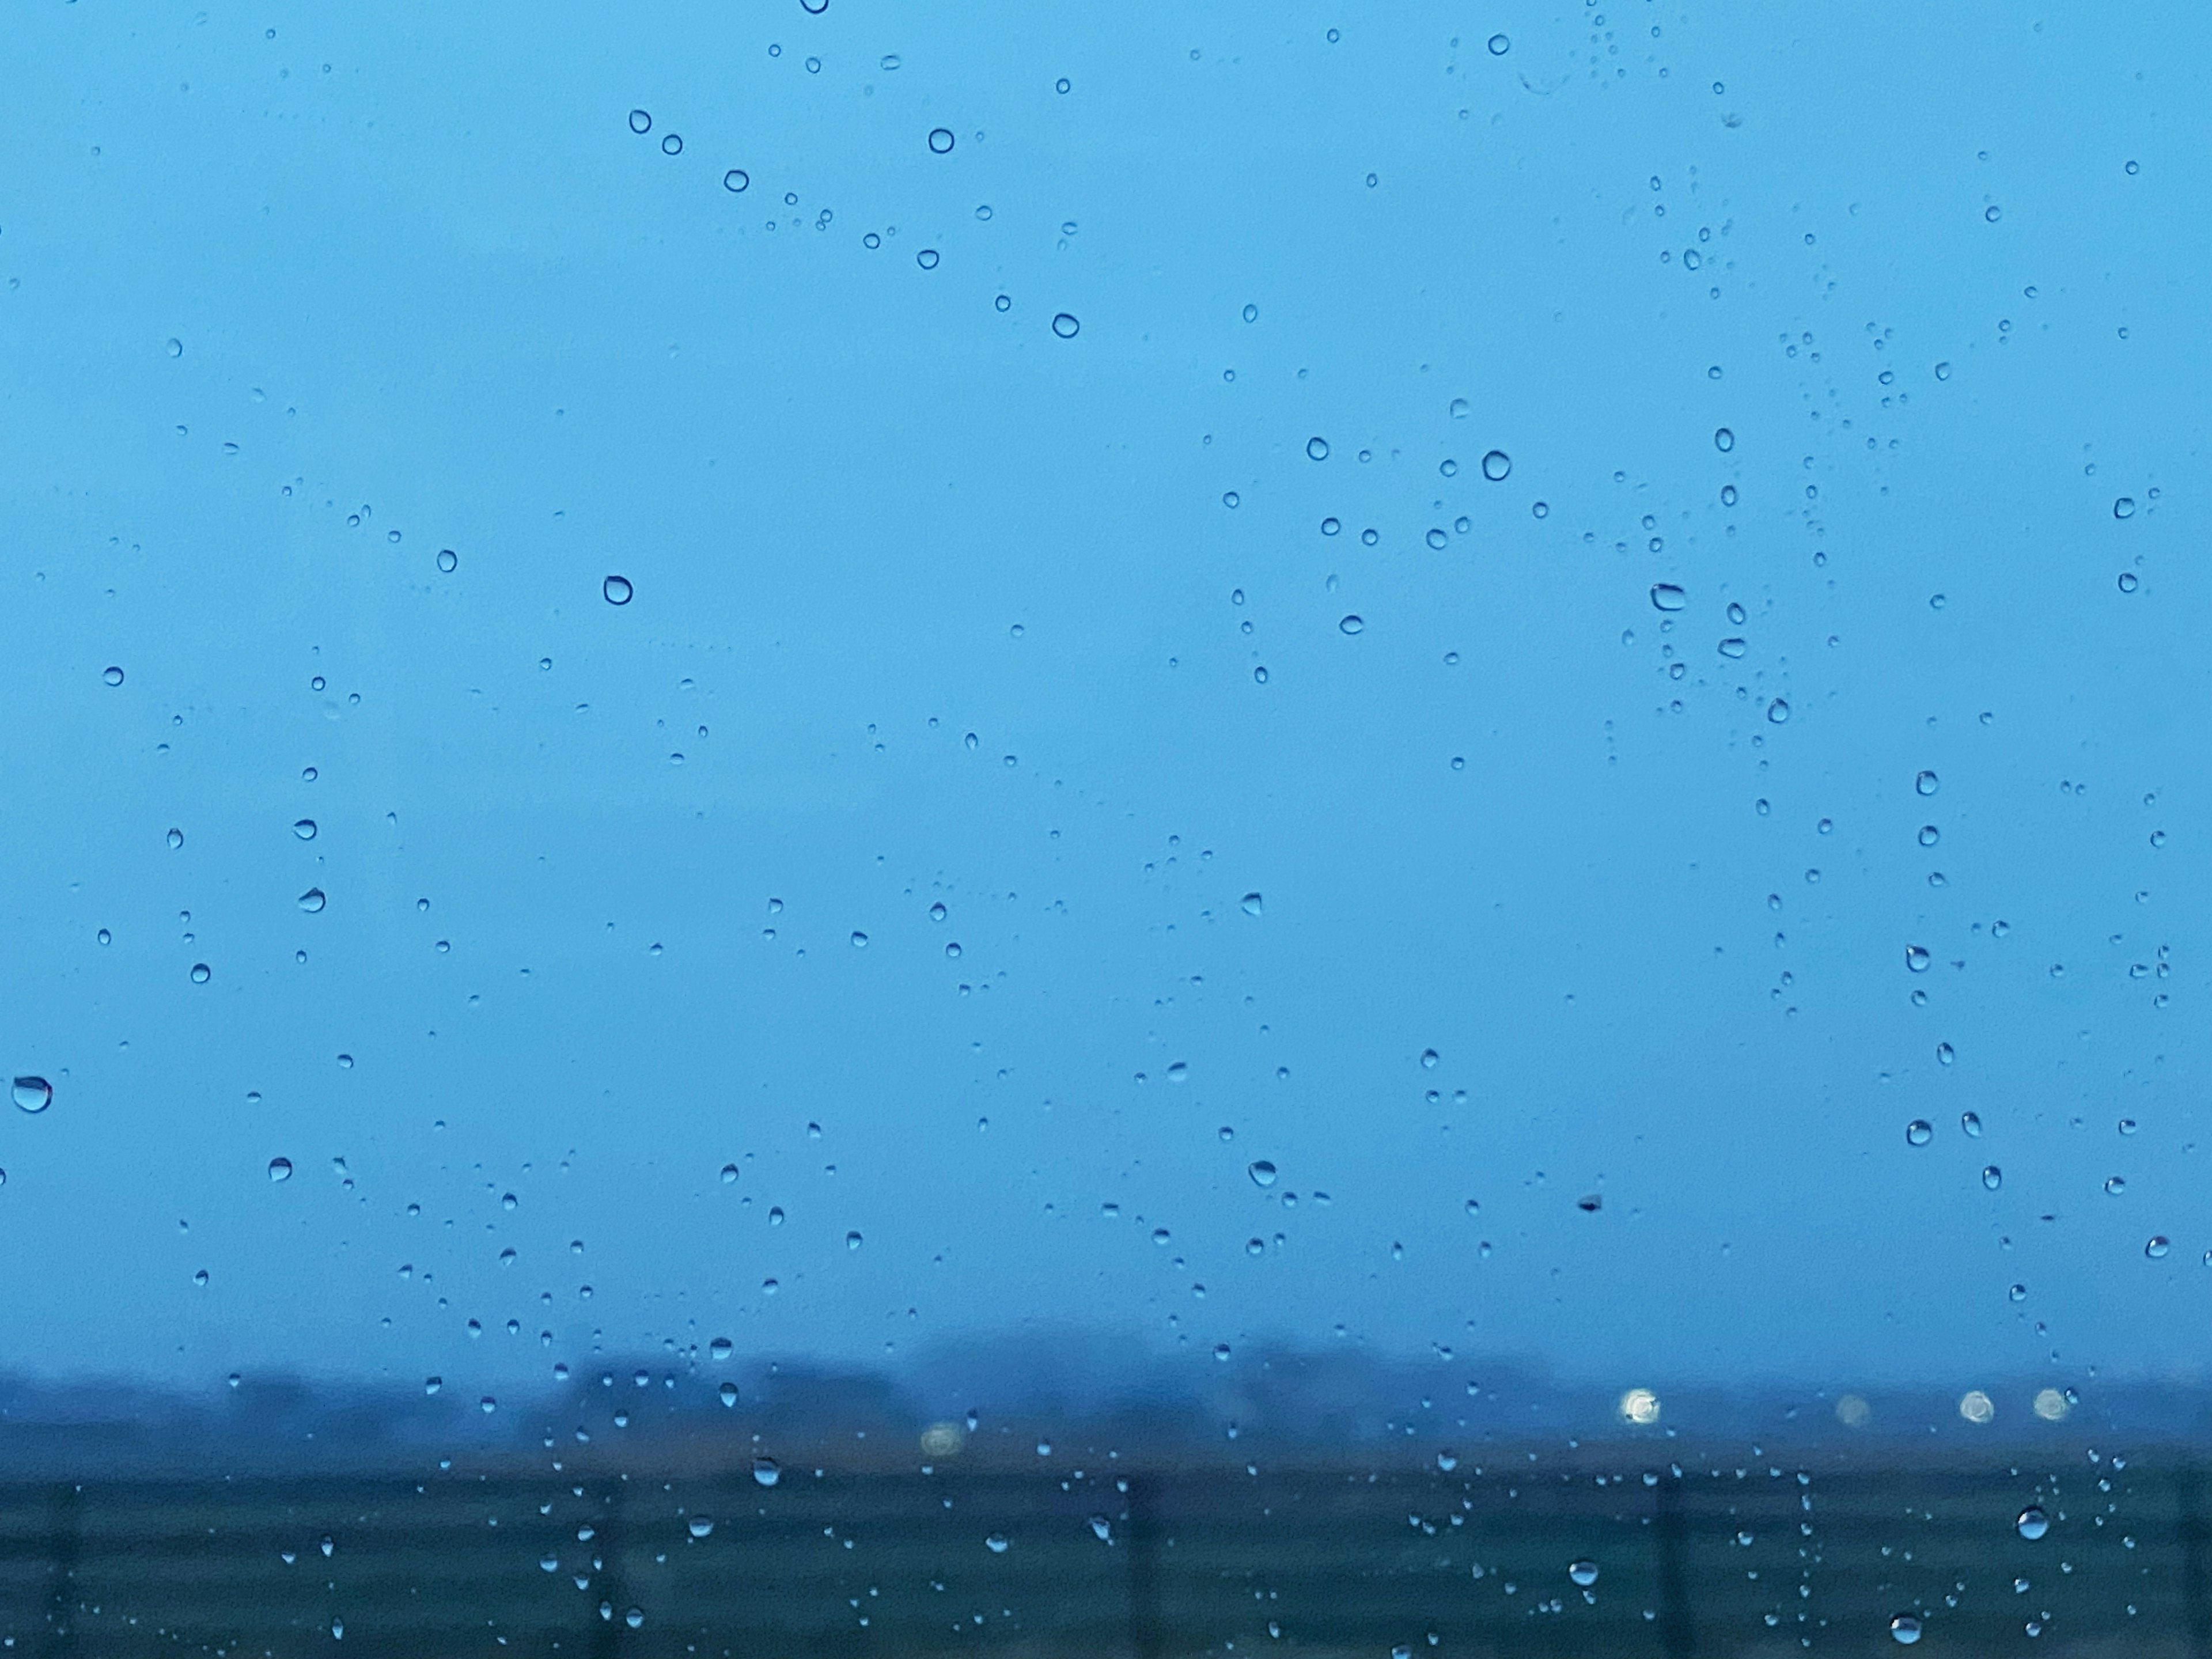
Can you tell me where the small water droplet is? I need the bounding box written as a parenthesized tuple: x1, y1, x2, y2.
(850, 930, 869, 948)
(984, 1532, 1009, 1554)
(1569, 1559, 1599, 1588)
(628, 109, 652, 134)
(1915, 770, 1940, 797)
(1982, 1165, 2001, 1191)
(298, 888, 327, 913)
(1089, 1514, 1111, 1541)
(103, 665, 125, 686)
(2147, 1236, 2171, 1259)
(190, 962, 212, 984)
(723, 169, 750, 192)
(167, 827, 185, 850)
(603, 574, 633, 605)
(1480, 449, 1512, 482)
(1339, 615, 1364, 635)
(435, 548, 457, 573)
(1240, 892, 1263, 916)
(2017, 1506, 2048, 1541)
(687, 1516, 714, 1539)
(2105, 1175, 2126, 1196)
(268, 1157, 293, 1183)
(1889, 1613, 1922, 1645)
(1052, 312, 1081, 339)
(1905, 945, 1930, 972)
(1487, 32, 1510, 53)
(1248, 1160, 1278, 1188)
(927, 127, 955, 154)
(1649, 584, 1687, 612)
(1714, 426, 1735, 452)
(2113, 497, 2136, 520)
(11, 1077, 52, 1114)
(1766, 698, 1790, 724)
(1306, 437, 1330, 461)
(293, 819, 317, 840)
(1905, 1120, 1933, 1147)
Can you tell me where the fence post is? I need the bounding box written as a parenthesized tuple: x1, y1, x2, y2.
(1124, 1473, 1161, 1659)
(590, 1481, 627, 1659)
(2179, 1467, 2210, 1659)
(1654, 1475, 1694, 1659)
(39, 1483, 79, 1659)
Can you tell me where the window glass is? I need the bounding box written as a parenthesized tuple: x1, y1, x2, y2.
(3, 1, 2201, 1652)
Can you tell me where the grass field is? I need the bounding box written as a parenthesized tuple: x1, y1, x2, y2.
(0, 1448, 2196, 1658)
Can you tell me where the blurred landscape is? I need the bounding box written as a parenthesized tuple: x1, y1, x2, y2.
(0, 1342, 2206, 1656)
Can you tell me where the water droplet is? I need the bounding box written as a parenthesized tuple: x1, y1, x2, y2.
(1338, 615, 1363, 635)
(720, 1162, 738, 1184)
(102, 665, 124, 686)
(1052, 312, 1080, 339)
(1569, 1559, 1599, 1588)
(1487, 32, 1510, 53)
(1649, 584, 1687, 612)
(298, 888, 327, 913)
(1714, 427, 1735, 452)
(190, 962, 212, 984)
(293, 819, 317, 840)
(688, 1517, 714, 1539)
(625, 1608, 644, 1630)
(1241, 304, 1259, 324)
(719, 1381, 738, 1406)
(1306, 437, 1330, 461)
(751, 1453, 782, 1487)
(12, 1077, 52, 1114)
(846, 1230, 863, 1250)
(331, 1619, 344, 1641)
(1905, 1120, 1933, 1147)
(167, 827, 185, 850)
(2017, 1506, 2048, 1541)
(539, 1554, 558, 1572)
(628, 109, 652, 134)
(1981, 1165, 2001, 1191)
(435, 548, 457, 573)
(1889, 1613, 1922, 1645)
(1766, 698, 1790, 724)
(2105, 1175, 2126, 1196)
(2117, 570, 2139, 593)
(2147, 1236, 2171, 1259)
(1904, 945, 1930, 972)
(1480, 449, 1511, 481)
(850, 930, 869, 948)
(1914, 770, 1940, 797)
(984, 1533, 1009, 1554)
(927, 127, 955, 154)
(1247, 1160, 1278, 1188)
(268, 1157, 293, 1183)
(723, 169, 749, 192)
(1436, 1449, 1458, 1471)
(1088, 1514, 1111, 1541)
(603, 574, 633, 605)
(2113, 497, 2136, 520)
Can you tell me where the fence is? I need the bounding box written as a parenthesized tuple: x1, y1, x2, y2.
(0, 1453, 2191, 1657)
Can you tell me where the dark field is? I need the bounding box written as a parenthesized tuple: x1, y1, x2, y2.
(0, 1450, 2199, 1659)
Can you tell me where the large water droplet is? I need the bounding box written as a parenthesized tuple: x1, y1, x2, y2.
(751, 1456, 781, 1487)
(190, 962, 212, 984)
(1766, 698, 1790, 724)
(298, 888, 327, 913)
(688, 1517, 714, 1539)
(927, 127, 955, 154)
(1247, 1160, 1278, 1188)
(1914, 770, 1940, 796)
(1649, 584, 1687, 612)
(1480, 449, 1511, 482)
(1905, 1120, 1933, 1147)
(293, 819, 317, 840)
(11, 1077, 52, 1114)
(1889, 1613, 1922, 1645)
(984, 1533, 1009, 1554)
(2147, 1235, 2171, 1259)
(603, 575, 633, 605)
(2017, 1506, 2048, 1541)
(1306, 437, 1330, 461)
(1052, 312, 1081, 339)
(1904, 945, 1930, 972)
(1339, 615, 1364, 635)
(103, 666, 125, 687)
(268, 1157, 293, 1183)
(1568, 1559, 1599, 1588)
(1714, 427, 1735, 452)
(1240, 892, 1263, 916)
